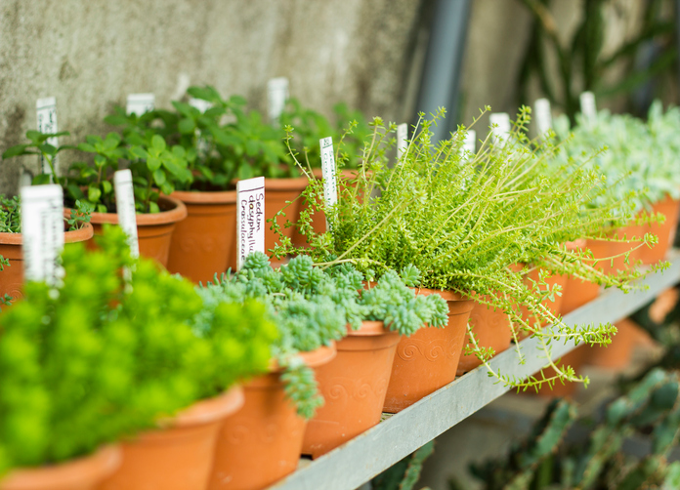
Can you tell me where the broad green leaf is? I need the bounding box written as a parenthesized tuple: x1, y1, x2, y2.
(237, 164, 254, 180)
(178, 118, 196, 134)
(88, 186, 102, 203)
(160, 182, 173, 196)
(77, 143, 97, 153)
(149, 201, 160, 214)
(94, 155, 107, 168)
(67, 184, 86, 200)
(101, 181, 113, 194)
(2, 145, 30, 158)
(130, 147, 149, 160)
(147, 156, 161, 172)
(153, 169, 166, 186)
(151, 135, 166, 152)
(33, 174, 52, 185)
(38, 144, 57, 156)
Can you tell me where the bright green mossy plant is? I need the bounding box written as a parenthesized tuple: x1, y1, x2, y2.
(273, 107, 662, 391)
(203, 253, 447, 418)
(0, 226, 275, 477)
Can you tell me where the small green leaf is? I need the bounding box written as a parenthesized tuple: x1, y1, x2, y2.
(147, 156, 161, 172)
(33, 174, 52, 185)
(101, 181, 113, 194)
(2, 145, 30, 158)
(153, 169, 166, 186)
(77, 143, 97, 153)
(148, 201, 161, 214)
(237, 165, 254, 180)
(178, 118, 196, 134)
(94, 155, 107, 168)
(88, 186, 102, 203)
(151, 135, 166, 152)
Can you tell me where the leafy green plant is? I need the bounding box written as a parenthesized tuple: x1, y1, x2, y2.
(0, 226, 274, 477)
(280, 98, 371, 170)
(2, 130, 72, 187)
(372, 441, 435, 490)
(273, 107, 661, 391)
(468, 368, 680, 489)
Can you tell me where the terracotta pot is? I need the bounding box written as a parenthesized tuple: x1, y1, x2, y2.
(208, 344, 336, 490)
(0, 445, 120, 490)
(99, 386, 244, 490)
(457, 296, 512, 375)
(383, 288, 474, 413)
(86, 196, 187, 267)
(521, 267, 568, 328)
(637, 196, 680, 265)
(587, 317, 639, 370)
(263, 176, 308, 254)
(0, 222, 94, 301)
(302, 321, 400, 458)
(560, 239, 603, 315)
(167, 190, 237, 283)
(533, 345, 587, 398)
(604, 223, 645, 273)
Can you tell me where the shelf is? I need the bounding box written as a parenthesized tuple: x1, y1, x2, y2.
(269, 250, 680, 490)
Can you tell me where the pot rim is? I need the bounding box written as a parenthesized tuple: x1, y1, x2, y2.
(169, 189, 237, 205)
(83, 196, 188, 226)
(0, 222, 94, 246)
(0, 445, 120, 490)
(165, 385, 244, 429)
(263, 175, 309, 191)
(346, 320, 396, 337)
(413, 287, 470, 303)
(268, 341, 337, 372)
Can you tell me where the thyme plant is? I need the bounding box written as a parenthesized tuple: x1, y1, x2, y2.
(273, 107, 661, 391)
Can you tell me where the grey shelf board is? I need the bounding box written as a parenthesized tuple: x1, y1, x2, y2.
(269, 250, 680, 490)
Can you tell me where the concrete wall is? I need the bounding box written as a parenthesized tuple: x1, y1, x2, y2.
(0, 0, 425, 194)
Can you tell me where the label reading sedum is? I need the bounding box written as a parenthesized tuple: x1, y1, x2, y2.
(237, 177, 265, 271)
(397, 123, 408, 161)
(20, 184, 64, 285)
(534, 98, 552, 136)
(489, 113, 510, 146)
(267, 77, 289, 125)
(126, 93, 155, 116)
(114, 170, 140, 258)
(36, 97, 58, 177)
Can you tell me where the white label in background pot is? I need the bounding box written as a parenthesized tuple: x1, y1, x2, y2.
(397, 123, 408, 161)
(267, 77, 289, 124)
(126, 93, 155, 116)
(534, 98, 552, 136)
(236, 177, 265, 271)
(114, 170, 140, 258)
(20, 184, 64, 285)
(489, 113, 511, 146)
(319, 137, 338, 217)
(462, 129, 476, 155)
(579, 91, 597, 123)
(189, 97, 212, 113)
(36, 97, 58, 176)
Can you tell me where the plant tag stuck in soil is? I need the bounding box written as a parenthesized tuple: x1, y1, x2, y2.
(580, 91, 597, 123)
(236, 176, 265, 271)
(267, 77, 289, 125)
(489, 113, 510, 147)
(189, 97, 212, 113)
(114, 170, 140, 258)
(36, 97, 58, 177)
(397, 123, 408, 161)
(20, 184, 64, 285)
(534, 98, 552, 136)
(126, 93, 155, 116)
(319, 137, 338, 230)
(462, 129, 476, 156)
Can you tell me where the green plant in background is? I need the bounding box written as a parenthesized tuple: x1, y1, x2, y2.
(0, 226, 274, 477)
(466, 368, 680, 489)
(2, 130, 72, 187)
(280, 98, 371, 170)
(518, 0, 677, 122)
(372, 441, 435, 490)
(553, 102, 680, 211)
(204, 252, 446, 418)
(273, 107, 661, 390)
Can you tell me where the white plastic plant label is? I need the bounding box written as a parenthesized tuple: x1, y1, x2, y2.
(267, 77, 289, 124)
(319, 137, 338, 220)
(114, 170, 140, 258)
(236, 177, 265, 271)
(534, 98, 552, 136)
(189, 97, 212, 113)
(126, 93, 155, 116)
(580, 91, 597, 123)
(20, 184, 64, 285)
(397, 123, 408, 161)
(489, 113, 511, 146)
(462, 129, 476, 155)
(36, 97, 58, 177)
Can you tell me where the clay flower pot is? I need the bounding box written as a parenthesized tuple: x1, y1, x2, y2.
(167, 190, 237, 283)
(99, 386, 244, 490)
(0, 445, 120, 490)
(263, 176, 308, 254)
(86, 196, 187, 267)
(208, 344, 336, 490)
(560, 239, 602, 315)
(383, 288, 474, 413)
(302, 321, 401, 458)
(587, 317, 639, 370)
(0, 222, 94, 300)
(637, 195, 680, 265)
(457, 296, 512, 375)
